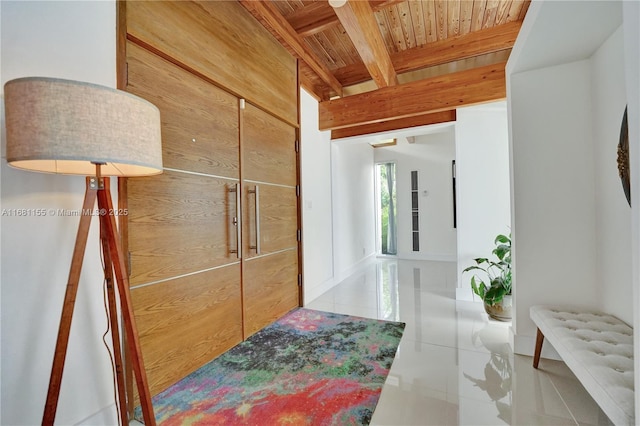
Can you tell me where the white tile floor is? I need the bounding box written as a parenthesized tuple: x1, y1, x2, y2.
(306, 258, 612, 426)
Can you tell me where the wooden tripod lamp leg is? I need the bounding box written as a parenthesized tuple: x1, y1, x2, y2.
(42, 178, 97, 425)
(97, 180, 156, 426)
(99, 219, 129, 426)
(42, 175, 155, 426)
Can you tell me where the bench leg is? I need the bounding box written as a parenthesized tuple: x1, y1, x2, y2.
(533, 328, 544, 369)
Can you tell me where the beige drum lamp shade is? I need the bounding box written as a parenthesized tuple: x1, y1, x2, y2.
(4, 77, 163, 176)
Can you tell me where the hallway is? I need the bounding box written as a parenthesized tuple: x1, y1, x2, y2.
(306, 259, 611, 425)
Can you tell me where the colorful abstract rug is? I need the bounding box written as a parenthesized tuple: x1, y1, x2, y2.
(136, 308, 405, 425)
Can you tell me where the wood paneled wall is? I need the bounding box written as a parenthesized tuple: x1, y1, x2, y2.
(120, 0, 301, 404)
(126, 0, 298, 127)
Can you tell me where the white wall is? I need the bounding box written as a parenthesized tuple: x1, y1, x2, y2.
(300, 91, 458, 302)
(455, 102, 511, 301)
(507, 1, 632, 359)
(509, 60, 599, 350)
(300, 89, 334, 304)
(621, 2, 640, 421)
(331, 141, 376, 282)
(374, 131, 457, 261)
(592, 27, 632, 323)
(507, 4, 640, 418)
(1, 2, 119, 424)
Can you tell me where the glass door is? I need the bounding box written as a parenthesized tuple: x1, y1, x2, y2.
(375, 162, 397, 256)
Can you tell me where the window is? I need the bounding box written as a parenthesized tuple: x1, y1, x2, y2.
(411, 170, 419, 251)
(376, 162, 397, 255)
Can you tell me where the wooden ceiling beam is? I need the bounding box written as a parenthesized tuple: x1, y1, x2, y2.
(239, 0, 343, 97)
(331, 0, 398, 88)
(299, 71, 331, 102)
(331, 110, 456, 140)
(396, 20, 520, 71)
(334, 21, 522, 86)
(286, 1, 338, 38)
(287, 0, 403, 37)
(319, 61, 506, 130)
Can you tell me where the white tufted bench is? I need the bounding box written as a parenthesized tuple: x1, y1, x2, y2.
(530, 305, 634, 425)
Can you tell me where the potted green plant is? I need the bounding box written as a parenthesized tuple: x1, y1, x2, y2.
(463, 234, 512, 321)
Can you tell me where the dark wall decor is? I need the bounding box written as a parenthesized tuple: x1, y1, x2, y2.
(452, 160, 457, 228)
(617, 106, 630, 206)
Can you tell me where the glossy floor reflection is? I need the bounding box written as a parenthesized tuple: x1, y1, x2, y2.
(306, 259, 611, 426)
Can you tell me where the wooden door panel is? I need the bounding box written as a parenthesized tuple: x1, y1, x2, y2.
(128, 170, 238, 286)
(243, 103, 296, 186)
(242, 184, 297, 258)
(257, 185, 298, 253)
(127, 42, 239, 179)
(243, 249, 299, 337)
(123, 1, 300, 410)
(131, 265, 242, 399)
(241, 102, 300, 333)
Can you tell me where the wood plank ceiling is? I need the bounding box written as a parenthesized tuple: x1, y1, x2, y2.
(240, 0, 530, 139)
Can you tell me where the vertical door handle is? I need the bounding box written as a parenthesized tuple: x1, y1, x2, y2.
(228, 183, 241, 258)
(248, 185, 261, 254)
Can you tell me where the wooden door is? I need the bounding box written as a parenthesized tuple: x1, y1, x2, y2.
(125, 42, 243, 397)
(241, 102, 300, 337)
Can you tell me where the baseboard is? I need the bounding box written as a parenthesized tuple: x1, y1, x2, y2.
(334, 253, 376, 283)
(305, 254, 376, 305)
(456, 286, 476, 301)
(75, 403, 117, 425)
(396, 252, 457, 262)
(304, 276, 337, 305)
(513, 332, 561, 361)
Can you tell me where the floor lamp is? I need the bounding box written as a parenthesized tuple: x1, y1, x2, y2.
(3, 77, 162, 425)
